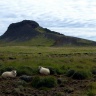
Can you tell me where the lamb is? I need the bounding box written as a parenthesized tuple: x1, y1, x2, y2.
(39, 66, 50, 75)
(1, 70, 17, 78)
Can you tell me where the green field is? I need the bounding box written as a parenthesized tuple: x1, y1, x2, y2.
(0, 46, 96, 75)
(0, 46, 96, 71)
(0, 46, 96, 95)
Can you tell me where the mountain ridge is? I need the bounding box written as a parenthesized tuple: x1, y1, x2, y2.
(0, 20, 96, 46)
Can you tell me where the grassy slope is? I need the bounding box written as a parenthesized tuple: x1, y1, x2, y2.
(0, 46, 96, 95)
(0, 35, 55, 46)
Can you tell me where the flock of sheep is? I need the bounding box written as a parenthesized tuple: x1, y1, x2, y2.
(1, 66, 50, 78)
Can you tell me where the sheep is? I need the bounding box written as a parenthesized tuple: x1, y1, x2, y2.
(39, 66, 50, 75)
(1, 70, 17, 78)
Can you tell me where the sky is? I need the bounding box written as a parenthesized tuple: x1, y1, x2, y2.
(0, 0, 96, 41)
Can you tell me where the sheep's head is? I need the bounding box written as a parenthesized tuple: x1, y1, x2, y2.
(12, 70, 17, 76)
(38, 66, 42, 70)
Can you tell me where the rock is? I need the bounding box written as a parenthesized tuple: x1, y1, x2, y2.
(19, 75, 33, 82)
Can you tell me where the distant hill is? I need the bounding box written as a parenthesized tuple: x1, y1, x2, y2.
(0, 20, 96, 46)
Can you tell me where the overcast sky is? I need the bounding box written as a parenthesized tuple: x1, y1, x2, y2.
(0, 0, 96, 41)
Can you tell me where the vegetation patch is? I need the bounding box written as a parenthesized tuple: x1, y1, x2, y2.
(91, 67, 96, 75)
(31, 76, 57, 88)
(87, 82, 96, 96)
(16, 66, 38, 76)
(66, 69, 92, 80)
(0, 46, 96, 95)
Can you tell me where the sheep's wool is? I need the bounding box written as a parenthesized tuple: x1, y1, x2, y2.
(2, 71, 16, 78)
(40, 67, 50, 75)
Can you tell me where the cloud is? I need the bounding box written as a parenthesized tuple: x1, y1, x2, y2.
(48, 27, 96, 41)
(0, 0, 96, 41)
(0, 0, 96, 23)
(1, 0, 96, 19)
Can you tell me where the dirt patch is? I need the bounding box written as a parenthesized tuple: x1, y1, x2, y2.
(0, 75, 95, 96)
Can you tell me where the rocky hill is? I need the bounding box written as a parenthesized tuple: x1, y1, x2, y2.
(0, 20, 96, 46)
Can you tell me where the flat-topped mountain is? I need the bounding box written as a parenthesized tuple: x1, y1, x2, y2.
(0, 20, 96, 46)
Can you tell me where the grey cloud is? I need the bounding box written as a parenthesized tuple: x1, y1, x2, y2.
(0, 0, 96, 41)
(48, 27, 96, 41)
(2, 14, 17, 18)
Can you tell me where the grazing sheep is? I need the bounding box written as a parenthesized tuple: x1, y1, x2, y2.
(20, 75, 33, 82)
(39, 66, 50, 75)
(1, 70, 17, 78)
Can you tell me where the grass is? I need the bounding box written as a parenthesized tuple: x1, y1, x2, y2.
(0, 46, 96, 76)
(16, 35, 55, 46)
(87, 82, 96, 96)
(68, 69, 92, 80)
(31, 76, 57, 88)
(35, 26, 46, 33)
(0, 46, 96, 95)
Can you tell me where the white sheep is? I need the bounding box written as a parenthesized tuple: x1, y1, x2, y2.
(1, 70, 17, 78)
(39, 66, 50, 75)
